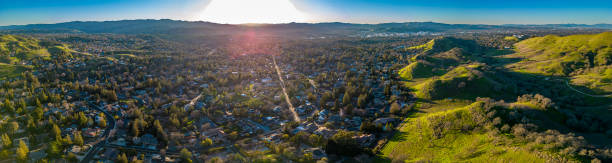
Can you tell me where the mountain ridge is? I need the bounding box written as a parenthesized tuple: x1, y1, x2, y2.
(2, 19, 611, 35)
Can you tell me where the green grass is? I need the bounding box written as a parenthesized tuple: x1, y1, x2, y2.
(380, 102, 546, 162)
(504, 36, 519, 42)
(406, 39, 436, 52)
(507, 32, 612, 75)
(415, 99, 474, 113)
(0, 35, 41, 55)
(115, 53, 137, 58)
(413, 65, 499, 100)
(18, 48, 51, 60)
(0, 63, 27, 79)
(570, 67, 612, 93)
(398, 61, 435, 80)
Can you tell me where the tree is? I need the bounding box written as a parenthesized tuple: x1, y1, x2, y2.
(63, 135, 72, 145)
(131, 122, 140, 137)
(116, 153, 128, 163)
(342, 91, 351, 106)
(308, 134, 324, 147)
(326, 130, 360, 156)
(1, 134, 11, 148)
(357, 94, 367, 108)
(153, 120, 168, 144)
(200, 138, 213, 147)
(8, 121, 19, 134)
(51, 124, 61, 139)
(33, 107, 44, 121)
(66, 153, 78, 163)
(16, 140, 29, 161)
(180, 148, 193, 163)
(2, 99, 14, 113)
(74, 131, 84, 146)
(47, 141, 62, 158)
(98, 117, 107, 128)
(390, 102, 401, 114)
(78, 112, 88, 127)
(384, 84, 391, 96)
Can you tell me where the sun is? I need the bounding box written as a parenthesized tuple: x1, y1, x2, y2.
(200, 0, 307, 24)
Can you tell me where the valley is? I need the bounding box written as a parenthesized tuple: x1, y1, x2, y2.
(0, 20, 610, 163)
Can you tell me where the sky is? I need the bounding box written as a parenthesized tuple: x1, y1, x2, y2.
(0, 0, 611, 26)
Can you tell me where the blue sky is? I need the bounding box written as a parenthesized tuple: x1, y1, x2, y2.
(1, 0, 611, 25)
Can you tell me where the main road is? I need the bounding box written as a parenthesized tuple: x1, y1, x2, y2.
(272, 56, 301, 122)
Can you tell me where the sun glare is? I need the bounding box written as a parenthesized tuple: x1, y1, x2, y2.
(200, 0, 307, 24)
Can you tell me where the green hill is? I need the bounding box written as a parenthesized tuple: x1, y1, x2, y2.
(0, 35, 75, 61)
(0, 34, 76, 79)
(398, 61, 435, 80)
(0, 35, 41, 55)
(381, 97, 601, 162)
(380, 101, 574, 162)
(507, 32, 612, 75)
(505, 32, 612, 93)
(408, 37, 482, 54)
(400, 37, 485, 81)
(413, 64, 502, 100)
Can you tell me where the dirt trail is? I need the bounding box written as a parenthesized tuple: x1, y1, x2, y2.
(557, 79, 612, 98)
(273, 56, 301, 122)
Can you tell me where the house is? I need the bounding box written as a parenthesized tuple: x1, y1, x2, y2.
(141, 134, 158, 150)
(84, 128, 101, 137)
(13, 137, 29, 147)
(200, 84, 209, 88)
(373, 117, 398, 126)
(101, 148, 119, 160)
(353, 134, 376, 148)
(201, 127, 225, 142)
(29, 149, 47, 161)
(114, 138, 127, 146)
(272, 106, 281, 112)
(261, 78, 272, 83)
(70, 145, 83, 153)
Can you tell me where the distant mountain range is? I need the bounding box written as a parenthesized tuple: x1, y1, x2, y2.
(1, 19, 611, 35)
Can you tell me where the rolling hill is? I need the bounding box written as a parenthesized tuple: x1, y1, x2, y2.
(0, 34, 75, 79)
(505, 32, 612, 93)
(506, 32, 612, 75)
(413, 64, 503, 100)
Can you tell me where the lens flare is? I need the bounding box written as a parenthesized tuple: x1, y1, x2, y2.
(200, 0, 307, 24)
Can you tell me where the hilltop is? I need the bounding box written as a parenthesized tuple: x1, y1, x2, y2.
(506, 32, 612, 75)
(400, 37, 485, 80)
(384, 32, 612, 162)
(413, 64, 504, 100)
(505, 32, 612, 93)
(0, 34, 75, 79)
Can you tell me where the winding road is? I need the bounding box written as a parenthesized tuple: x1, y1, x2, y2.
(80, 102, 116, 163)
(273, 56, 301, 122)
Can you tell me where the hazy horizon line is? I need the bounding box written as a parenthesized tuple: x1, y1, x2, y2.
(2, 18, 612, 27)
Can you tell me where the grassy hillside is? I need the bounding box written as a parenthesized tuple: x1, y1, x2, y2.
(0, 63, 28, 79)
(507, 32, 612, 75)
(413, 65, 502, 100)
(0, 35, 41, 55)
(386, 33, 612, 163)
(570, 66, 612, 93)
(0, 34, 76, 80)
(398, 61, 435, 80)
(400, 37, 486, 81)
(504, 32, 612, 94)
(380, 101, 571, 162)
(380, 97, 603, 162)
